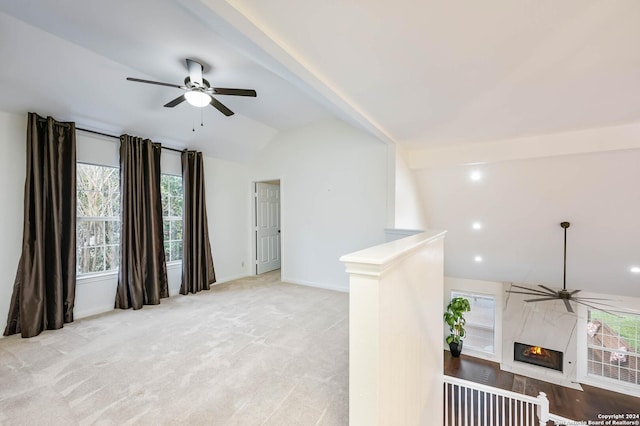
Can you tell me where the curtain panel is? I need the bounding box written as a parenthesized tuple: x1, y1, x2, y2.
(4, 113, 76, 338)
(181, 150, 216, 294)
(115, 135, 168, 309)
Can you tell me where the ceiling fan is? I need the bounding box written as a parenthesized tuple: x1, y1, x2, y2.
(127, 58, 256, 116)
(506, 221, 615, 314)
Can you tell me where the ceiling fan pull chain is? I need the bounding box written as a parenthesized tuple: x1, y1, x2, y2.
(201, 108, 204, 127)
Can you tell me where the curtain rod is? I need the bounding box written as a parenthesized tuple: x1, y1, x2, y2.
(76, 127, 183, 153)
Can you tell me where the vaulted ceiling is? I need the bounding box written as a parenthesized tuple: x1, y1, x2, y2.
(1, 1, 639, 298)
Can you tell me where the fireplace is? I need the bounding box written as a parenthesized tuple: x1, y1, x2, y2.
(514, 342, 563, 372)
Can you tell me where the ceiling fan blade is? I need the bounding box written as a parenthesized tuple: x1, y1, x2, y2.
(524, 297, 559, 303)
(538, 285, 559, 295)
(127, 77, 184, 89)
(563, 299, 574, 313)
(572, 296, 612, 301)
(210, 97, 234, 116)
(213, 88, 257, 97)
(506, 290, 559, 297)
(164, 95, 186, 108)
(570, 289, 581, 295)
(575, 300, 620, 317)
(186, 59, 203, 87)
(509, 285, 556, 297)
(572, 298, 621, 309)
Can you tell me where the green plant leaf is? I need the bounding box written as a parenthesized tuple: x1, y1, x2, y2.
(444, 296, 471, 345)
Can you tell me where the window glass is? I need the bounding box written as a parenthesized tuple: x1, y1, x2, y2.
(76, 163, 120, 274)
(586, 310, 639, 387)
(77, 166, 184, 274)
(161, 174, 183, 262)
(451, 291, 496, 354)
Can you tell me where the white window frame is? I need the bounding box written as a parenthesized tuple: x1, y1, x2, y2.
(161, 173, 183, 264)
(76, 163, 121, 278)
(450, 290, 498, 359)
(577, 304, 640, 398)
(76, 216, 120, 274)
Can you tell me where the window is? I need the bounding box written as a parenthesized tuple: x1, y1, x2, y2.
(76, 163, 120, 275)
(586, 309, 639, 387)
(76, 166, 183, 274)
(451, 291, 496, 355)
(161, 174, 183, 262)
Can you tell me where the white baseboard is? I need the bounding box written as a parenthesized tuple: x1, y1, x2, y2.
(282, 276, 349, 293)
(37, 274, 342, 324)
(75, 305, 114, 320)
(76, 275, 249, 319)
(213, 273, 250, 285)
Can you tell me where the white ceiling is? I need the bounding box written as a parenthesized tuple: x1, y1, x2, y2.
(211, 0, 640, 148)
(1, 1, 639, 298)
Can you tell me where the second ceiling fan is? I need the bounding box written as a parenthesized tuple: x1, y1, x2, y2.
(506, 222, 615, 314)
(127, 58, 256, 116)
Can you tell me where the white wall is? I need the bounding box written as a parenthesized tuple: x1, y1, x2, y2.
(204, 155, 251, 282)
(393, 147, 428, 230)
(0, 111, 26, 333)
(249, 119, 389, 291)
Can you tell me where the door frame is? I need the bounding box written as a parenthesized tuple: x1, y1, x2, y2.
(250, 178, 282, 276)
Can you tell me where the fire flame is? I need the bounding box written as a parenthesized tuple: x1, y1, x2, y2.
(523, 346, 550, 358)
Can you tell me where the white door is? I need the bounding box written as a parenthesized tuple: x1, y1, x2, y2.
(256, 182, 281, 274)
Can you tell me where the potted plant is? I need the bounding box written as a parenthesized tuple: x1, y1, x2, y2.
(443, 296, 471, 357)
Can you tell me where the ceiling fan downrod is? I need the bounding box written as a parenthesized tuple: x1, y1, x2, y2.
(506, 220, 617, 315)
(561, 221, 570, 292)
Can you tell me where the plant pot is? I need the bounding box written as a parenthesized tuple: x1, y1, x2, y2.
(449, 340, 463, 357)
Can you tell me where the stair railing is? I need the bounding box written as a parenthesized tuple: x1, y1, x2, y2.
(444, 375, 550, 426)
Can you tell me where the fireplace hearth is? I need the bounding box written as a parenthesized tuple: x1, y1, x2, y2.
(514, 342, 563, 372)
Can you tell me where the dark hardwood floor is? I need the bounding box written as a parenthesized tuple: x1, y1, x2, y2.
(444, 351, 640, 422)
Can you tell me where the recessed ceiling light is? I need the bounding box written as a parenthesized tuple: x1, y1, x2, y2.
(470, 171, 482, 181)
(474, 256, 483, 263)
(631, 266, 640, 274)
(472, 222, 482, 230)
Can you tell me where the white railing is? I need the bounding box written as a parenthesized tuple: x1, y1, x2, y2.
(444, 376, 578, 426)
(548, 413, 577, 426)
(444, 376, 549, 426)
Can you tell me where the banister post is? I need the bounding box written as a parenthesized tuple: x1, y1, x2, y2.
(536, 391, 549, 426)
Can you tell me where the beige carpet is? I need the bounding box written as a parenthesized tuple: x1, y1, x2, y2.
(0, 271, 349, 425)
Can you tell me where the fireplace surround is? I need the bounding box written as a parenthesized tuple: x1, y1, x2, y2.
(514, 342, 563, 372)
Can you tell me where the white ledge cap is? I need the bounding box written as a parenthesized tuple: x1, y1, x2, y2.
(340, 230, 446, 276)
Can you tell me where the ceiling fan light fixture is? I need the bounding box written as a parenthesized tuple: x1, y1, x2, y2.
(185, 90, 211, 107)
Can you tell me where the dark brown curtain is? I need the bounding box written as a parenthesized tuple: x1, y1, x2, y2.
(180, 150, 216, 294)
(115, 135, 168, 309)
(4, 113, 76, 338)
